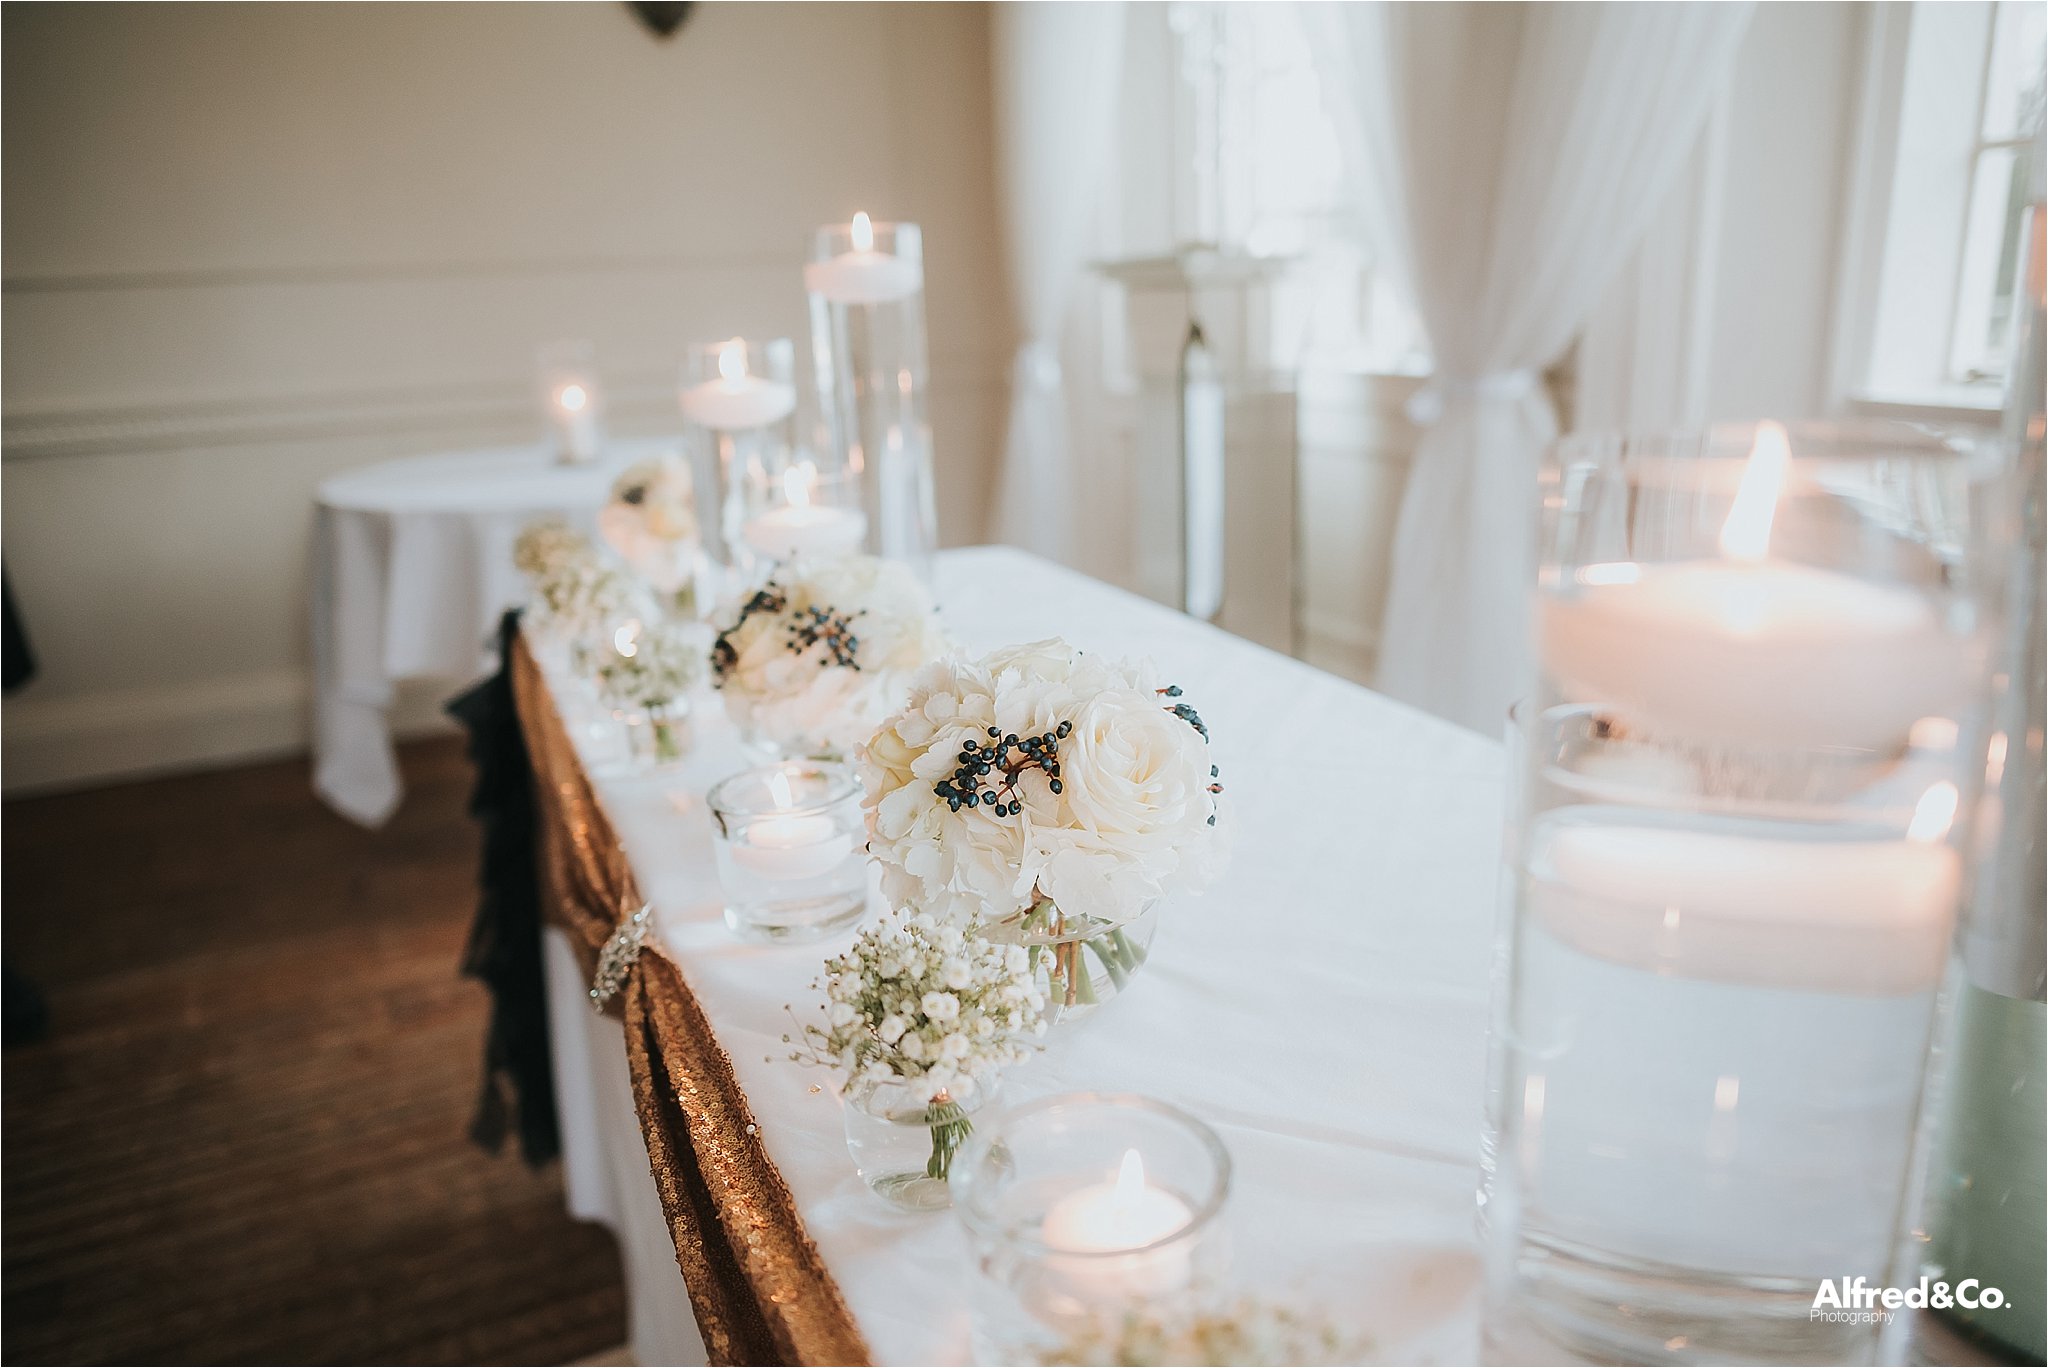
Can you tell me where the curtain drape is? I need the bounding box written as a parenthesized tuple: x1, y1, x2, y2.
(988, 2, 1126, 561)
(1308, 1, 1752, 733)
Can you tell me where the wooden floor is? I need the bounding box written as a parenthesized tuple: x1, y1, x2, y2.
(3, 738, 627, 1365)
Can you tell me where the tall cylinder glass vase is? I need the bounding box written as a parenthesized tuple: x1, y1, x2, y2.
(804, 215, 937, 585)
(1922, 187, 2046, 1364)
(678, 337, 799, 574)
(1484, 421, 2012, 1365)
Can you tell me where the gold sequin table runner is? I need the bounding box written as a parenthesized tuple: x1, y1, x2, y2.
(511, 633, 872, 1367)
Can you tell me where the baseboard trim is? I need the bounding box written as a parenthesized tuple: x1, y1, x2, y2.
(3, 668, 469, 799)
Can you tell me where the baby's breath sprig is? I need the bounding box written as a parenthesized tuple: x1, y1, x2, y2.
(779, 914, 1047, 1181)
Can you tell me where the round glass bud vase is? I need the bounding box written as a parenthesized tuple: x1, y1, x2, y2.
(842, 1075, 997, 1212)
(981, 898, 1158, 1029)
(616, 698, 691, 771)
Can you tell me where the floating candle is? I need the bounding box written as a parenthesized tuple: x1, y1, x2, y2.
(1538, 423, 1978, 751)
(742, 464, 869, 562)
(679, 339, 798, 431)
(803, 211, 924, 305)
(730, 768, 855, 881)
(1528, 783, 1962, 995)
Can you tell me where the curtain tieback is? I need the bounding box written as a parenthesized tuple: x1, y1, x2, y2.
(1015, 340, 1063, 390)
(1406, 368, 1540, 426)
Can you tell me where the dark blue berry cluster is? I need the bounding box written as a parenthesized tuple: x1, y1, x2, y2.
(786, 603, 863, 670)
(935, 721, 1074, 816)
(1157, 684, 1208, 740)
(1158, 685, 1224, 824)
(711, 586, 786, 684)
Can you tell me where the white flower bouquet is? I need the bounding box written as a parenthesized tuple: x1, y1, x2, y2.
(860, 639, 1226, 1017)
(785, 914, 1045, 1198)
(515, 520, 638, 645)
(711, 556, 950, 761)
(597, 453, 710, 618)
(594, 619, 703, 765)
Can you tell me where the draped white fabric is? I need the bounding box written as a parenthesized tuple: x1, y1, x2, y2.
(988, 2, 1126, 561)
(1307, 1, 1752, 733)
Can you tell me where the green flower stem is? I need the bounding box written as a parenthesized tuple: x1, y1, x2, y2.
(925, 1099, 972, 1180)
(1111, 927, 1146, 969)
(1085, 935, 1129, 990)
(652, 718, 686, 762)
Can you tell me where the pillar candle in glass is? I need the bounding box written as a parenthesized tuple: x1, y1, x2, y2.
(538, 339, 604, 465)
(707, 762, 869, 943)
(1485, 421, 2011, 1366)
(952, 1093, 1232, 1365)
(805, 213, 938, 584)
(679, 337, 799, 568)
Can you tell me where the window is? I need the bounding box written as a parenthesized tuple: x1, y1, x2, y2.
(1842, 1, 2045, 411)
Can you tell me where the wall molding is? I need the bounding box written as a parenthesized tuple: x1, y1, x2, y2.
(1, 370, 692, 463)
(3, 667, 310, 796)
(2, 665, 460, 798)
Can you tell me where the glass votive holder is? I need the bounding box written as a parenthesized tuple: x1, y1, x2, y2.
(706, 762, 869, 943)
(678, 337, 798, 566)
(537, 338, 604, 465)
(951, 1093, 1233, 1364)
(734, 456, 869, 574)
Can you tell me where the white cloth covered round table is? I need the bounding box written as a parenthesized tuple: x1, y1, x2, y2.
(311, 438, 676, 826)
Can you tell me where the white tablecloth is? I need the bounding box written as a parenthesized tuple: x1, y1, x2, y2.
(544, 546, 1507, 1365)
(311, 438, 681, 826)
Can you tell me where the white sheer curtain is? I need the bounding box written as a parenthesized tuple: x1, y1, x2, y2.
(1307, 2, 1752, 732)
(988, 2, 1126, 561)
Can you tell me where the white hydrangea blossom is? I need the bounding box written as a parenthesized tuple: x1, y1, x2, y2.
(784, 914, 1045, 1103)
(711, 556, 951, 759)
(859, 639, 1229, 927)
(594, 619, 704, 711)
(597, 454, 704, 597)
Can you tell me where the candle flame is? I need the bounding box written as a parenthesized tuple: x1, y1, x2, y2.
(558, 383, 589, 413)
(1907, 781, 1959, 844)
(1718, 421, 1791, 563)
(718, 340, 748, 383)
(783, 460, 816, 509)
(768, 768, 795, 810)
(1112, 1149, 1146, 1206)
(850, 211, 874, 253)
(613, 619, 640, 657)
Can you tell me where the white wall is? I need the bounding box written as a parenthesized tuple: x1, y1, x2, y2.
(1, 2, 1013, 794)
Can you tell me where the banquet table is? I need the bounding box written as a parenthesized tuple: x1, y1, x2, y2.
(522, 546, 1508, 1366)
(312, 435, 690, 826)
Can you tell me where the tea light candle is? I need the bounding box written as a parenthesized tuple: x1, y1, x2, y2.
(742, 464, 869, 562)
(680, 340, 799, 431)
(803, 211, 924, 305)
(731, 769, 855, 881)
(1537, 422, 1976, 751)
(1041, 1149, 1195, 1296)
(1530, 782, 1962, 995)
(550, 378, 602, 464)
